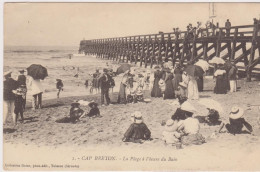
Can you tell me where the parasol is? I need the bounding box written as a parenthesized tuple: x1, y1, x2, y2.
(185, 65, 205, 77)
(27, 64, 48, 80)
(209, 57, 225, 64)
(198, 98, 223, 114)
(116, 64, 131, 75)
(195, 60, 210, 72)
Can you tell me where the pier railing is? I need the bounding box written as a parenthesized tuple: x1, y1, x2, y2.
(79, 23, 260, 81)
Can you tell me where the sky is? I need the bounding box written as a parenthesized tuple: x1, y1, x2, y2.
(4, 2, 260, 47)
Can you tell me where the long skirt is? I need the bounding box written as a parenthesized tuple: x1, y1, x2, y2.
(197, 76, 203, 92)
(118, 83, 127, 104)
(214, 75, 227, 94)
(164, 79, 175, 99)
(187, 78, 199, 100)
(172, 74, 182, 91)
(151, 78, 162, 97)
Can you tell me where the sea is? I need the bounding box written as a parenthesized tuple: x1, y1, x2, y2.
(3, 46, 119, 101)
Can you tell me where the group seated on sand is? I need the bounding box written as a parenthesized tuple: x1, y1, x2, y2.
(122, 96, 253, 148)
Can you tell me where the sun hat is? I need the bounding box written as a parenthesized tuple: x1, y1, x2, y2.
(88, 100, 98, 108)
(229, 106, 244, 119)
(164, 119, 177, 132)
(4, 71, 12, 77)
(134, 111, 143, 124)
(19, 69, 25, 73)
(154, 65, 160, 69)
(181, 101, 196, 112)
(71, 101, 80, 107)
(179, 82, 187, 88)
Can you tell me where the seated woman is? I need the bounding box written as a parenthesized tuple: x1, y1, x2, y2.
(122, 111, 151, 143)
(218, 106, 253, 135)
(177, 114, 205, 146)
(56, 102, 85, 123)
(86, 101, 101, 118)
(171, 97, 194, 121)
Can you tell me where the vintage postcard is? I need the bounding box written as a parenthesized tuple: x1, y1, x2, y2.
(3, 2, 260, 171)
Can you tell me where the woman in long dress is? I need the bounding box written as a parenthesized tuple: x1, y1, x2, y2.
(187, 75, 199, 100)
(214, 67, 228, 94)
(172, 65, 183, 92)
(151, 66, 163, 98)
(164, 69, 175, 99)
(117, 71, 130, 104)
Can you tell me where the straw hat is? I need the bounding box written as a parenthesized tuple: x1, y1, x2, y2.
(71, 101, 80, 107)
(133, 111, 143, 124)
(229, 106, 244, 119)
(179, 82, 187, 88)
(154, 65, 160, 70)
(164, 119, 177, 132)
(88, 100, 98, 108)
(19, 69, 25, 73)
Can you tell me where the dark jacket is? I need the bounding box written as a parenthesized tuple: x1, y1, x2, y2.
(124, 123, 151, 141)
(56, 81, 64, 89)
(227, 118, 253, 134)
(87, 107, 100, 117)
(99, 73, 112, 89)
(171, 108, 193, 121)
(4, 78, 18, 101)
(17, 75, 26, 86)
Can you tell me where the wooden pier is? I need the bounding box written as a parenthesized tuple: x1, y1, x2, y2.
(79, 23, 260, 81)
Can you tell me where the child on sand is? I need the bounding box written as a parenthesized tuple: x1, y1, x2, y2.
(86, 101, 102, 118)
(56, 101, 85, 123)
(13, 87, 27, 123)
(218, 106, 253, 135)
(56, 79, 64, 98)
(162, 119, 181, 145)
(122, 111, 151, 143)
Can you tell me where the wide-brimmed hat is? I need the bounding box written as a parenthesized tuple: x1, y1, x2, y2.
(103, 68, 108, 73)
(71, 101, 80, 107)
(133, 111, 143, 124)
(19, 69, 25, 73)
(164, 119, 177, 132)
(88, 100, 98, 108)
(179, 82, 187, 88)
(154, 65, 160, 70)
(229, 106, 244, 119)
(4, 71, 12, 77)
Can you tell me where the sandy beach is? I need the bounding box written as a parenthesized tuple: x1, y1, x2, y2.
(3, 54, 260, 170)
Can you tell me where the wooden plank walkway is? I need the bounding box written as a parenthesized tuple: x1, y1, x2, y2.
(79, 23, 260, 81)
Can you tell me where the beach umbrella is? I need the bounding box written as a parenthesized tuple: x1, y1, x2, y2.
(116, 64, 131, 75)
(195, 60, 210, 72)
(209, 57, 225, 64)
(185, 65, 205, 77)
(27, 64, 48, 80)
(198, 98, 223, 114)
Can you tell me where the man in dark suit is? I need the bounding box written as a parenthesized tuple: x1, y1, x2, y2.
(225, 19, 231, 36)
(100, 68, 112, 106)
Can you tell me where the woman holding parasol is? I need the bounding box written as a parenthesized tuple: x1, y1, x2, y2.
(27, 64, 48, 109)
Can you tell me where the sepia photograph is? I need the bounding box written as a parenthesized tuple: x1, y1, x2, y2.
(2, 2, 260, 171)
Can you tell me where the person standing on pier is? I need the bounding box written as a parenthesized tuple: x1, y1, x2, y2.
(225, 19, 231, 36)
(100, 68, 112, 106)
